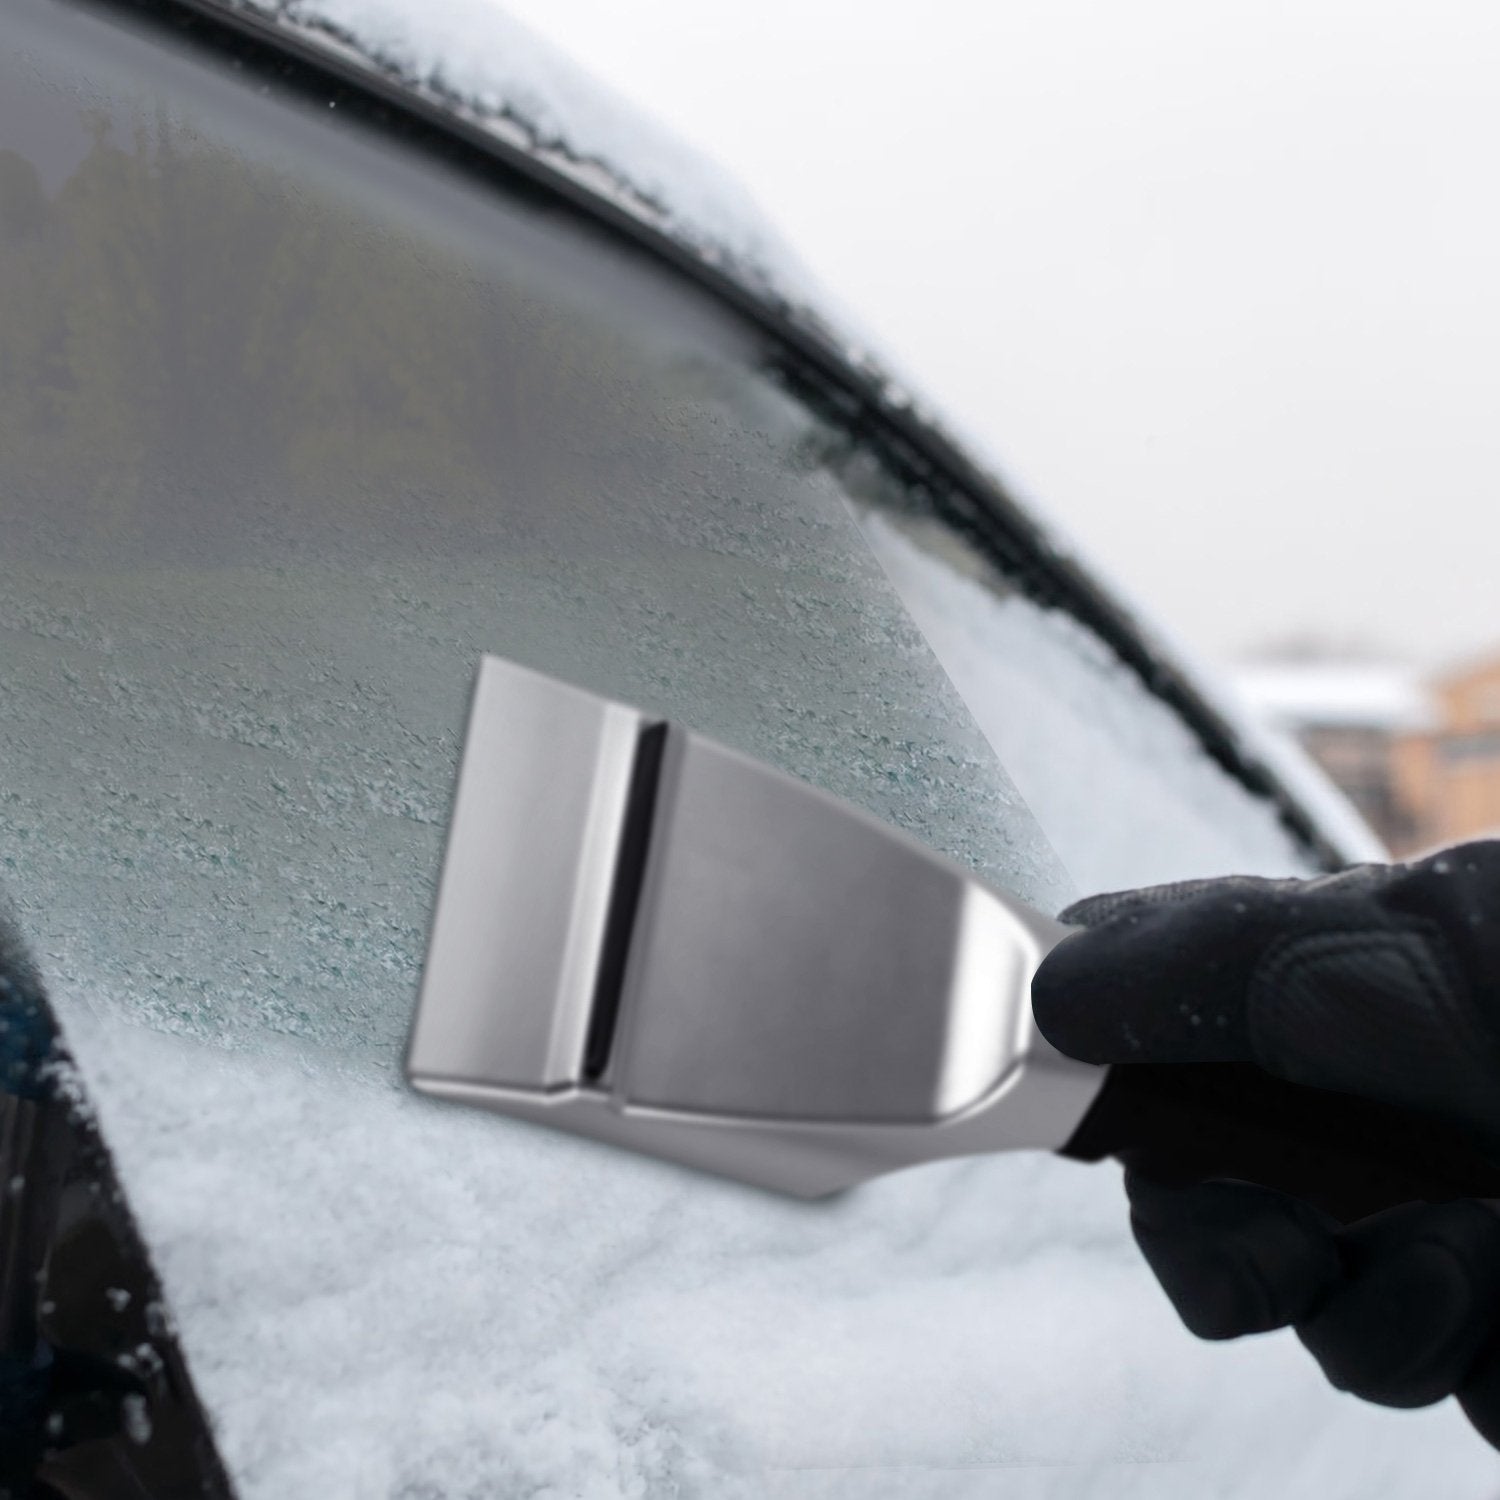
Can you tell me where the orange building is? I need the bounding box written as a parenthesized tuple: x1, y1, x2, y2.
(1237, 651, 1500, 857)
(1393, 654, 1500, 854)
(1233, 658, 1431, 853)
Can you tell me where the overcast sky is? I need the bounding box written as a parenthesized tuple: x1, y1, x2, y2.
(498, 0, 1500, 670)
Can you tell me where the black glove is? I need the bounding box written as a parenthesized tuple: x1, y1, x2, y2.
(1031, 841, 1500, 1447)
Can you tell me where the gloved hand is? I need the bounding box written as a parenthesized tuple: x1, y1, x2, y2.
(1031, 841, 1500, 1447)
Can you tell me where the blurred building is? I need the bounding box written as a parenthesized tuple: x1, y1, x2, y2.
(1233, 658, 1432, 853)
(1235, 650, 1500, 856)
(1391, 656, 1500, 854)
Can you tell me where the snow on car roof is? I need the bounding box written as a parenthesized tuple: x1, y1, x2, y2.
(216, 0, 828, 315)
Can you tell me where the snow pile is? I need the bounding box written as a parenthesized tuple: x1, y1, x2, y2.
(59, 1011, 1496, 1499)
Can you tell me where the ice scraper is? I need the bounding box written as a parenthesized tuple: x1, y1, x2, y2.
(407, 656, 1500, 1219)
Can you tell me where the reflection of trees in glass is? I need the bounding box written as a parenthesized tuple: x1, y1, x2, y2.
(0, 108, 656, 561)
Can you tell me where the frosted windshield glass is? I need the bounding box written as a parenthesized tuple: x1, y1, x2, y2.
(850, 510, 1320, 892)
(0, 3, 1069, 1072)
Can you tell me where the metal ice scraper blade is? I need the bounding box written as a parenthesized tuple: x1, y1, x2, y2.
(405, 655, 1105, 1196)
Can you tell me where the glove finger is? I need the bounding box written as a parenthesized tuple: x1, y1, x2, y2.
(1035, 882, 1296, 1067)
(1124, 1168, 1340, 1339)
(1296, 1199, 1500, 1409)
(1059, 878, 1233, 928)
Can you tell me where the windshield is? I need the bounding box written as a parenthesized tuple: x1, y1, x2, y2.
(2, 0, 1074, 1078)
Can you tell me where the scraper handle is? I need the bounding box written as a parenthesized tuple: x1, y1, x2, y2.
(1058, 1061, 1500, 1224)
